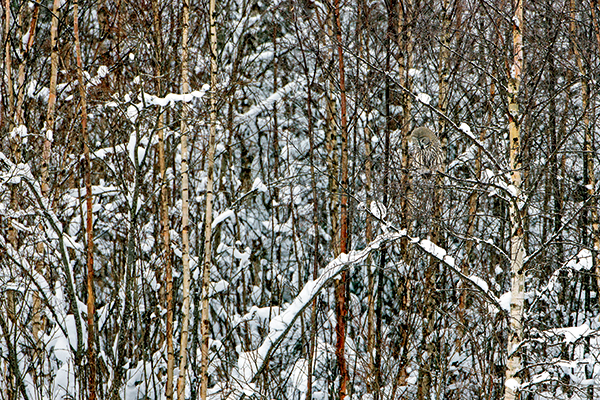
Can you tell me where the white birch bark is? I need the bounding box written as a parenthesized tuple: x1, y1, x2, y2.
(200, 0, 217, 397)
(504, 1, 525, 399)
(176, 0, 191, 397)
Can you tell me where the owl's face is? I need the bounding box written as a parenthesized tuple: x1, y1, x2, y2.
(411, 127, 439, 148)
(416, 135, 432, 149)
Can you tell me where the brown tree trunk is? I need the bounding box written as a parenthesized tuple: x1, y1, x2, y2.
(359, 0, 376, 387)
(151, 0, 175, 397)
(15, 3, 39, 127)
(3, 0, 14, 129)
(42, 0, 61, 197)
(333, 0, 349, 397)
(74, 0, 96, 398)
(438, 0, 451, 139)
(395, 0, 413, 389)
(571, 0, 600, 301)
(590, 0, 600, 48)
(200, 0, 217, 397)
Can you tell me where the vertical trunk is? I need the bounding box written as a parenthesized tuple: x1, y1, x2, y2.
(3, 0, 14, 128)
(417, 2, 452, 397)
(395, 0, 413, 388)
(591, 0, 600, 48)
(176, 0, 191, 397)
(438, 0, 451, 140)
(271, 19, 281, 270)
(294, 14, 319, 400)
(571, 0, 600, 299)
(74, 1, 96, 399)
(32, 0, 61, 353)
(15, 3, 39, 126)
(42, 0, 60, 197)
(375, 8, 394, 396)
(325, 7, 340, 260)
(547, 48, 564, 269)
(333, 0, 349, 397)
(199, 0, 217, 397)
(504, 1, 525, 399)
(459, 87, 489, 330)
(359, 0, 376, 387)
(398, 0, 413, 241)
(152, 0, 175, 397)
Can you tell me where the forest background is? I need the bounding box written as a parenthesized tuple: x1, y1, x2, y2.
(1, 0, 600, 399)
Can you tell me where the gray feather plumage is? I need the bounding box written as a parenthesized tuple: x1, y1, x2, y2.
(410, 127, 444, 172)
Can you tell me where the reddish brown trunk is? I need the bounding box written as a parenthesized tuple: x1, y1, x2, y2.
(334, 0, 349, 397)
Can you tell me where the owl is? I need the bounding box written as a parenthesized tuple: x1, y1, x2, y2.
(410, 127, 444, 173)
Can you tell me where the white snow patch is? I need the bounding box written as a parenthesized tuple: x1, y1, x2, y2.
(505, 378, 520, 391)
(370, 201, 387, 220)
(212, 209, 235, 229)
(142, 84, 209, 107)
(420, 239, 447, 259)
(289, 359, 308, 393)
(127, 131, 137, 165)
(550, 323, 592, 344)
(499, 292, 511, 311)
(468, 275, 489, 293)
(209, 280, 230, 296)
(251, 177, 268, 193)
(416, 93, 431, 105)
(126, 105, 138, 123)
(459, 123, 472, 136)
(97, 65, 109, 78)
(566, 249, 593, 271)
(10, 125, 27, 140)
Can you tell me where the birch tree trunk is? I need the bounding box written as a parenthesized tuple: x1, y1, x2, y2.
(177, 0, 191, 397)
(504, 1, 525, 399)
(74, 1, 96, 398)
(325, 10, 340, 260)
(200, 0, 217, 397)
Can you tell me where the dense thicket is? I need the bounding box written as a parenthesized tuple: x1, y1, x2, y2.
(1, 0, 600, 399)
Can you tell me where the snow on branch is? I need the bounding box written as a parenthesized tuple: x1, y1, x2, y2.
(230, 226, 504, 397)
(234, 78, 306, 124)
(231, 230, 404, 397)
(141, 84, 209, 107)
(548, 323, 595, 344)
(415, 237, 502, 308)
